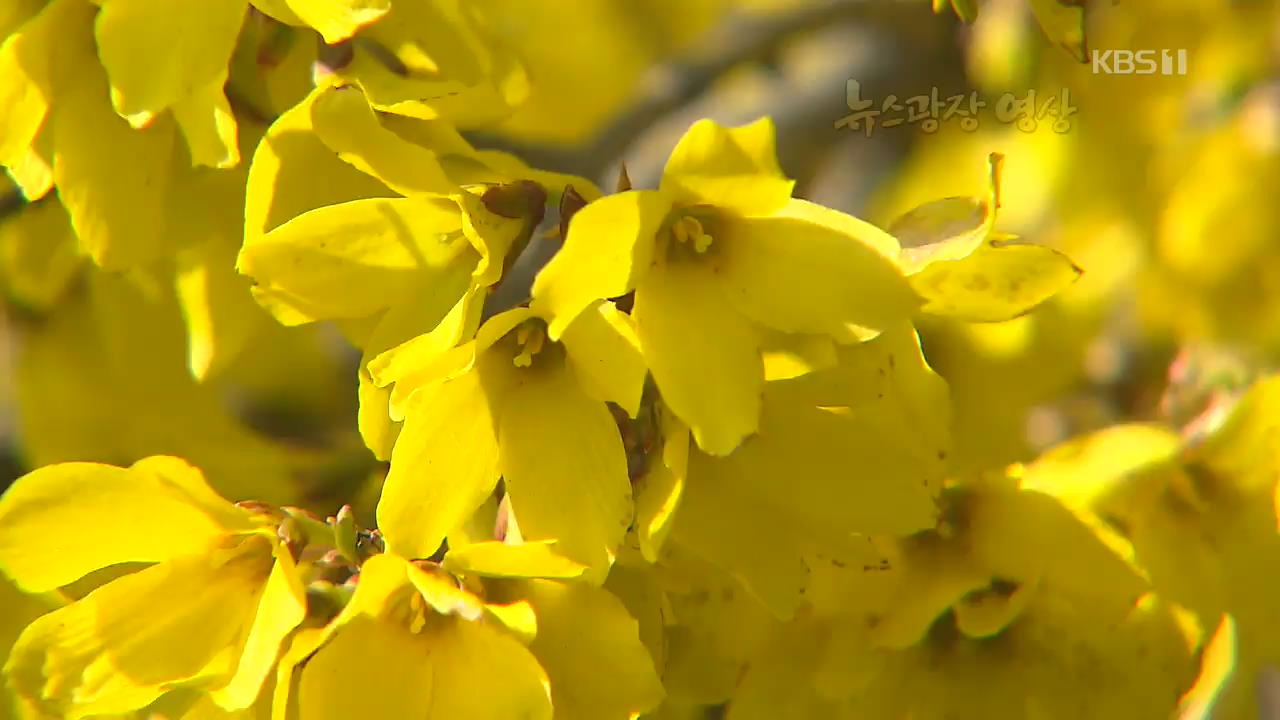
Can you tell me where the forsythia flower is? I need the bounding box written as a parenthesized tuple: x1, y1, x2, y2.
(665, 323, 950, 617)
(0, 457, 307, 718)
(369, 303, 646, 578)
(533, 117, 921, 455)
(274, 552, 555, 720)
(275, 544, 664, 720)
(239, 83, 596, 457)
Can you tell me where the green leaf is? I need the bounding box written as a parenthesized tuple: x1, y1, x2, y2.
(911, 239, 1083, 322)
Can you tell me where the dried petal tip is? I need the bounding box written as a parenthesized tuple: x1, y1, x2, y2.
(558, 184, 588, 241)
(483, 180, 548, 223)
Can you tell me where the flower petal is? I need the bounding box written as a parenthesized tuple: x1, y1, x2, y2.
(0, 196, 81, 310)
(371, 302, 528, 422)
(378, 367, 502, 561)
(208, 543, 307, 711)
(296, 555, 551, 720)
(280, 0, 388, 44)
(242, 85, 394, 239)
(0, 0, 94, 172)
(910, 239, 1083, 322)
(0, 457, 250, 593)
(297, 612, 551, 720)
(442, 541, 587, 580)
(309, 84, 454, 196)
(237, 196, 477, 324)
(4, 536, 274, 719)
(531, 190, 667, 340)
(513, 579, 665, 720)
(560, 301, 647, 418)
(52, 66, 176, 270)
(94, 0, 247, 124)
(659, 117, 794, 216)
(633, 411, 689, 563)
(497, 362, 632, 580)
(171, 74, 240, 169)
(633, 261, 762, 456)
(717, 199, 918, 339)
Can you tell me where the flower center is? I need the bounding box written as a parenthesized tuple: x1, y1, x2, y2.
(672, 214, 714, 253)
(513, 322, 546, 368)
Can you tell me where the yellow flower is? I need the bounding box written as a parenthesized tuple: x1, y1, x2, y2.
(0, 456, 307, 719)
(532, 117, 919, 455)
(12, 268, 312, 507)
(666, 323, 949, 618)
(239, 82, 597, 458)
(369, 302, 646, 579)
(272, 552, 553, 720)
(275, 542, 663, 720)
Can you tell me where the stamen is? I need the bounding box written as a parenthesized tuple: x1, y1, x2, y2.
(672, 215, 713, 253)
(408, 593, 428, 634)
(513, 323, 546, 368)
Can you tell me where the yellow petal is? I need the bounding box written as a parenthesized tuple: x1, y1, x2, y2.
(531, 190, 668, 340)
(1175, 613, 1237, 720)
(309, 84, 454, 196)
(242, 85, 394, 239)
(0, 457, 251, 593)
(560, 300, 647, 418)
(669, 473, 812, 620)
(296, 554, 549, 720)
(633, 261, 762, 456)
(52, 65, 176, 270)
(0, 30, 47, 169)
(1028, 0, 1087, 62)
(171, 74, 240, 169)
(378, 367, 501, 560)
(737, 326, 950, 539)
(209, 543, 307, 710)
(717, 199, 919, 338)
(0, 196, 82, 310)
(298, 611, 551, 720)
(370, 287, 493, 422)
(355, 271, 481, 460)
(175, 226, 270, 381)
(281, 0, 388, 44)
(94, 0, 247, 124)
(757, 329, 837, 382)
(442, 540, 587, 580)
(497, 362, 632, 579)
(0, 0, 94, 170)
(892, 152, 1003, 273)
(5, 537, 274, 719)
(659, 117, 794, 216)
(6, 134, 56, 200)
(911, 240, 1083, 322)
(237, 196, 476, 324)
(514, 579, 665, 720)
(331, 0, 527, 126)
(634, 412, 689, 563)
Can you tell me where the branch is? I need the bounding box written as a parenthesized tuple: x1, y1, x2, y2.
(466, 0, 917, 181)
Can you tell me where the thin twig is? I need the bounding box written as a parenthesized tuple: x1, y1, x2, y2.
(465, 0, 915, 180)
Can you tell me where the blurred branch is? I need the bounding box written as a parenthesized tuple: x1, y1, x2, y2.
(467, 0, 938, 180)
(0, 186, 25, 223)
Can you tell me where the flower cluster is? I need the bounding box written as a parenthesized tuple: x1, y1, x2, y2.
(1, 0, 1277, 719)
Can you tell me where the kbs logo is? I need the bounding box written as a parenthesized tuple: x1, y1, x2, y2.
(1091, 49, 1188, 75)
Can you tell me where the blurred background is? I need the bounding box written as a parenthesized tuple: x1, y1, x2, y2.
(1, 0, 1278, 522)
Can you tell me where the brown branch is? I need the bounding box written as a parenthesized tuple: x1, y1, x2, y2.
(465, 0, 922, 181)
